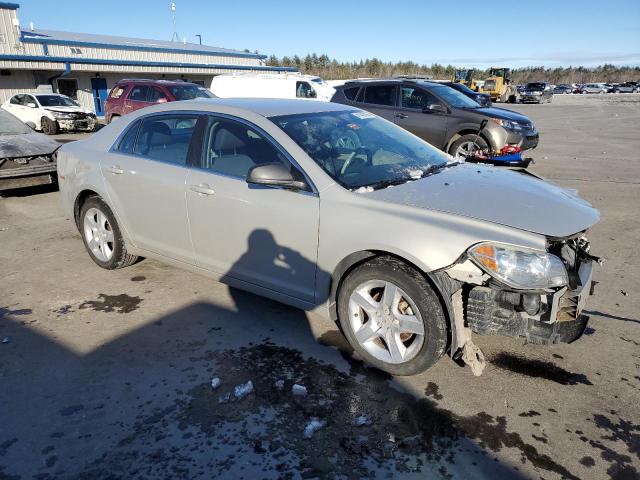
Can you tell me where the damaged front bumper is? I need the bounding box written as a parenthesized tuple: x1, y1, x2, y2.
(0, 155, 57, 190)
(437, 234, 597, 375)
(56, 116, 97, 132)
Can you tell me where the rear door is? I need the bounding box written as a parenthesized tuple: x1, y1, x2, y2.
(354, 83, 398, 122)
(123, 85, 151, 116)
(395, 86, 449, 147)
(101, 112, 200, 263)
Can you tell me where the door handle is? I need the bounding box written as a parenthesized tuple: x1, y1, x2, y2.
(395, 113, 408, 119)
(109, 165, 124, 175)
(190, 184, 215, 196)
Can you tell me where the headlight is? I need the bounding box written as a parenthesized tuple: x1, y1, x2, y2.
(51, 111, 74, 119)
(468, 242, 568, 289)
(492, 119, 522, 131)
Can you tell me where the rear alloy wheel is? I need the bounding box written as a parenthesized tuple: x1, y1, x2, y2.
(338, 256, 447, 375)
(449, 134, 488, 160)
(79, 196, 138, 269)
(41, 117, 59, 135)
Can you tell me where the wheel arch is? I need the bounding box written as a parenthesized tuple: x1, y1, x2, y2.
(328, 249, 456, 353)
(445, 129, 492, 154)
(73, 189, 101, 229)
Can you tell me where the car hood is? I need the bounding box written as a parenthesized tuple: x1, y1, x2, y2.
(474, 106, 532, 124)
(365, 164, 600, 238)
(0, 132, 60, 159)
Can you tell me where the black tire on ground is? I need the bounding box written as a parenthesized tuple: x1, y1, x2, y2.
(448, 134, 488, 157)
(41, 117, 59, 135)
(337, 256, 448, 376)
(507, 94, 518, 103)
(79, 196, 138, 270)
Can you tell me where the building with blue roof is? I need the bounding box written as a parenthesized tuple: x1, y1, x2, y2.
(0, 2, 296, 116)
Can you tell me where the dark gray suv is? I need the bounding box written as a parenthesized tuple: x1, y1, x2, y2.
(331, 79, 538, 158)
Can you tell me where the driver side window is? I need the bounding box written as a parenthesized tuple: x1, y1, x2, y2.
(200, 117, 292, 180)
(401, 87, 438, 110)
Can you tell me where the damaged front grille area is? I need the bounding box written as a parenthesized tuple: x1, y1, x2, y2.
(0, 154, 55, 170)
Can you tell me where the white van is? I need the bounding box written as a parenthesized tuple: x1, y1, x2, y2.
(209, 73, 335, 101)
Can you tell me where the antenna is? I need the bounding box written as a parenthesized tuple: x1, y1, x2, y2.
(170, 2, 180, 42)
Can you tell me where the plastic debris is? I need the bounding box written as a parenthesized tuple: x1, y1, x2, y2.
(234, 380, 254, 399)
(218, 393, 231, 404)
(210, 377, 221, 389)
(303, 418, 325, 438)
(355, 415, 368, 426)
(291, 384, 307, 396)
(274, 379, 285, 390)
(1, 336, 10, 344)
(620, 290, 628, 297)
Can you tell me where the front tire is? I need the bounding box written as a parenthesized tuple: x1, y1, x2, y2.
(41, 117, 59, 135)
(337, 256, 448, 376)
(79, 196, 138, 269)
(448, 134, 488, 159)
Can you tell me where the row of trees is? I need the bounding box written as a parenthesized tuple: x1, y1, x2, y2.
(264, 54, 640, 84)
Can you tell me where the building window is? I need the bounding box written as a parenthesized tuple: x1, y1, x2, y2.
(69, 47, 83, 54)
(57, 78, 79, 99)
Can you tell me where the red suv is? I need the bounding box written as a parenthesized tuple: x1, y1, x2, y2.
(105, 79, 215, 123)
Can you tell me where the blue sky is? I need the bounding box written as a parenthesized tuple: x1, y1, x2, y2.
(17, 0, 640, 68)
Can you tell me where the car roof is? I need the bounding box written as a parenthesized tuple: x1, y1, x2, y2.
(183, 98, 358, 117)
(116, 79, 201, 86)
(343, 78, 443, 88)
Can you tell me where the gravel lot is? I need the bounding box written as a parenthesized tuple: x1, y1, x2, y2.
(1, 94, 639, 480)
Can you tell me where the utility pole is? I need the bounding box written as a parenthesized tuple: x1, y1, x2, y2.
(170, 2, 179, 42)
(195, 34, 202, 45)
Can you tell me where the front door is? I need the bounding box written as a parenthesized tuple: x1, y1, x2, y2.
(91, 77, 108, 117)
(395, 86, 449, 148)
(101, 113, 200, 263)
(186, 115, 320, 303)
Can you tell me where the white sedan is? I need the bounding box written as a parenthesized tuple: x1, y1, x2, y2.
(1, 93, 96, 135)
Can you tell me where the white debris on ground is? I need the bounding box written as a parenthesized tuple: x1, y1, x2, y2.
(355, 415, 368, 426)
(210, 377, 221, 389)
(303, 418, 326, 439)
(234, 380, 254, 399)
(274, 379, 285, 390)
(291, 384, 307, 396)
(2, 336, 11, 344)
(353, 186, 374, 194)
(218, 393, 231, 404)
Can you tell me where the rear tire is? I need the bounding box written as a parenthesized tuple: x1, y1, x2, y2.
(41, 117, 58, 135)
(337, 256, 448, 376)
(79, 196, 138, 270)
(108, 114, 120, 124)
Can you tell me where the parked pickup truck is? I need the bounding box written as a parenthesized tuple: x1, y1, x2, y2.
(0, 110, 60, 191)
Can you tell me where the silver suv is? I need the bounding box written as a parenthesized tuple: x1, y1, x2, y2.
(57, 99, 598, 376)
(331, 79, 539, 159)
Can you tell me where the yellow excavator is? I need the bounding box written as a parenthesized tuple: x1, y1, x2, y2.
(453, 69, 479, 91)
(480, 67, 519, 103)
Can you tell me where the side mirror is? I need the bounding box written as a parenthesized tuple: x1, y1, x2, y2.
(25, 121, 36, 130)
(247, 164, 307, 191)
(423, 104, 446, 114)
(27, 103, 37, 108)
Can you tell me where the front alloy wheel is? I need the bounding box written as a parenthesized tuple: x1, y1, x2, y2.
(348, 280, 425, 364)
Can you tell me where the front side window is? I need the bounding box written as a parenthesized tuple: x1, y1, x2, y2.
(296, 81, 317, 99)
(133, 115, 199, 165)
(167, 85, 214, 100)
(272, 110, 449, 190)
(200, 117, 291, 179)
(128, 85, 150, 102)
(148, 87, 168, 103)
(400, 87, 439, 110)
(363, 85, 397, 106)
(9, 95, 22, 105)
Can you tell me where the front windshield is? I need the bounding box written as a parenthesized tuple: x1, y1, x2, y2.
(36, 95, 79, 107)
(271, 110, 450, 190)
(168, 85, 215, 100)
(429, 84, 480, 109)
(0, 110, 32, 134)
(526, 83, 546, 90)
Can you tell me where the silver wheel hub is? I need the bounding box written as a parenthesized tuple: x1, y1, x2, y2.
(348, 280, 425, 365)
(454, 141, 481, 160)
(83, 207, 114, 262)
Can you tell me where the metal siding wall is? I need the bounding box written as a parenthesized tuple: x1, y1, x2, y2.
(0, 7, 19, 54)
(0, 69, 37, 104)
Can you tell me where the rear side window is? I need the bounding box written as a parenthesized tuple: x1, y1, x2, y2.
(363, 85, 397, 106)
(115, 120, 141, 154)
(343, 87, 359, 101)
(9, 95, 23, 105)
(148, 87, 168, 103)
(296, 81, 317, 99)
(128, 85, 150, 102)
(133, 114, 199, 165)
